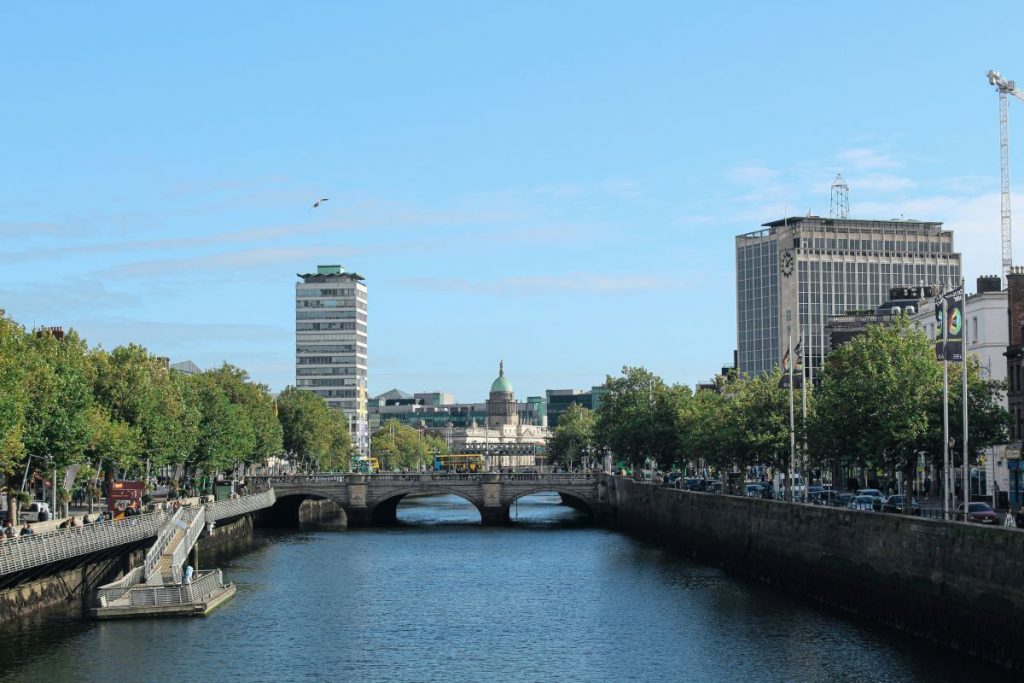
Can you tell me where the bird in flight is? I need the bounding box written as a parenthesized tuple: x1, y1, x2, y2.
(312, 198, 329, 208)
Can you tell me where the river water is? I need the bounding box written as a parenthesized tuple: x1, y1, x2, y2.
(0, 493, 1008, 682)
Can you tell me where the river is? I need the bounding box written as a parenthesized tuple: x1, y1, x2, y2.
(0, 493, 1008, 682)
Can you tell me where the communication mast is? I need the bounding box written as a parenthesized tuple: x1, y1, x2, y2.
(829, 173, 849, 219)
(987, 70, 1024, 278)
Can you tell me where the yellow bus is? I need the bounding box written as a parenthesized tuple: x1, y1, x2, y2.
(433, 454, 484, 473)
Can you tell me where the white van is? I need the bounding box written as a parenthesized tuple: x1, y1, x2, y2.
(20, 501, 52, 522)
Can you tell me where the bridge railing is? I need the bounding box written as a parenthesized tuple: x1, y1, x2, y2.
(263, 473, 599, 486)
(208, 488, 277, 521)
(0, 511, 167, 577)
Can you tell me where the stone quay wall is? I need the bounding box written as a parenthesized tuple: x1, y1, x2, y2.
(0, 548, 144, 622)
(601, 475, 1024, 672)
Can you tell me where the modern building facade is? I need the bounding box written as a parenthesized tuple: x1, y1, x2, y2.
(736, 216, 962, 379)
(295, 265, 368, 452)
(545, 387, 606, 428)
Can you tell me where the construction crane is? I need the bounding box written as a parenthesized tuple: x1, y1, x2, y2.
(987, 70, 1024, 279)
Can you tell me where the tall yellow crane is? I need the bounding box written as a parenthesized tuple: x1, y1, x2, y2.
(987, 70, 1024, 278)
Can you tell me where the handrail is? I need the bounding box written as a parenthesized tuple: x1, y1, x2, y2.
(0, 511, 167, 577)
(261, 473, 599, 485)
(169, 505, 206, 583)
(208, 488, 277, 521)
(143, 507, 187, 583)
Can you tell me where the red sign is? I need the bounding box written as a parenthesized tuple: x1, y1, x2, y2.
(108, 481, 145, 514)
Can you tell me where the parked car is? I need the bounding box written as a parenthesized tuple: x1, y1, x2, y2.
(835, 493, 855, 508)
(856, 489, 886, 511)
(19, 501, 52, 522)
(881, 495, 921, 515)
(745, 484, 765, 498)
(810, 490, 840, 506)
(848, 495, 876, 511)
(956, 502, 999, 524)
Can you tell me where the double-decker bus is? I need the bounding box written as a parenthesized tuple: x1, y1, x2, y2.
(433, 453, 484, 473)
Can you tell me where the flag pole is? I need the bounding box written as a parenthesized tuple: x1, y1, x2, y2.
(961, 281, 969, 512)
(942, 292, 950, 520)
(788, 322, 796, 502)
(801, 330, 808, 491)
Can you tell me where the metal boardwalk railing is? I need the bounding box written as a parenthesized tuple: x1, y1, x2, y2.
(0, 512, 168, 577)
(208, 488, 276, 522)
(1, 489, 278, 578)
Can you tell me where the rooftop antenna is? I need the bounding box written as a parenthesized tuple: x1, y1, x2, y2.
(829, 173, 849, 219)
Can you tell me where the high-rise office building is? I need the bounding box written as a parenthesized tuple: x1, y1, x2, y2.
(295, 265, 368, 452)
(735, 216, 962, 379)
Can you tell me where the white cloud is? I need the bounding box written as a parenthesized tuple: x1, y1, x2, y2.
(399, 273, 684, 295)
(837, 147, 903, 171)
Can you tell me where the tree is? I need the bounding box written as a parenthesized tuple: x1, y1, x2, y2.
(809, 317, 940, 506)
(548, 404, 596, 469)
(372, 420, 432, 471)
(919, 357, 1010, 491)
(731, 369, 803, 493)
(277, 386, 335, 467)
(20, 329, 94, 482)
(595, 366, 691, 470)
(91, 344, 198, 474)
(0, 316, 29, 519)
(190, 372, 255, 474)
(206, 364, 283, 465)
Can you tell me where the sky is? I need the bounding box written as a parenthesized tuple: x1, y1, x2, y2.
(2, 2, 1023, 401)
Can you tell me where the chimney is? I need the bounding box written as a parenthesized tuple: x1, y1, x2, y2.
(977, 274, 1002, 294)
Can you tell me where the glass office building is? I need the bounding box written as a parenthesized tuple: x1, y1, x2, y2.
(736, 216, 962, 379)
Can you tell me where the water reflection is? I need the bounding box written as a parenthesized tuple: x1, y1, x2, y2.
(0, 494, 1012, 683)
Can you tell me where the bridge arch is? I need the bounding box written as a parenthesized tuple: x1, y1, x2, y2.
(369, 488, 486, 525)
(501, 487, 597, 523)
(259, 490, 348, 528)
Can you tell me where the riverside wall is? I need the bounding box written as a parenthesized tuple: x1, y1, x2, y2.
(602, 476, 1024, 672)
(0, 548, 145, 622)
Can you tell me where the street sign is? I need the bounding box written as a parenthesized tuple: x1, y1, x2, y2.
(1005, 512, 1017, 528)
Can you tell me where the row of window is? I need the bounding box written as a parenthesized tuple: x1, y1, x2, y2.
(296, 345, 361, 354)
(297, 367, 360, 376)
(296, 310, 366, 321)
(296, 322, 368, 332)
(296, 287, 362, 298)
(297, 299, 358, 309)
(799, 238, 952, 254)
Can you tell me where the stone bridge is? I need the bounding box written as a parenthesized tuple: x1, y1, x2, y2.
(255, 472, 604, 526)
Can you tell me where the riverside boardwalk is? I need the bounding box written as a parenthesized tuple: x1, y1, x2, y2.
(1, 489, 276, 619)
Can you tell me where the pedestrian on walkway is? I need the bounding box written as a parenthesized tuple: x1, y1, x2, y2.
(20, 523, 33, 536)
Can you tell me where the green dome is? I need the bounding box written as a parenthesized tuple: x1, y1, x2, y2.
(491, 375, 513, 394)
(490, 360, 513, 394)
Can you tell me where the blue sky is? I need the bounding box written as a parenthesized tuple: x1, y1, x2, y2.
(2, 2, 1022, 400)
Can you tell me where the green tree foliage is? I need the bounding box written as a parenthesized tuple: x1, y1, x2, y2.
(372, 419, 433, 470)
(91, 344, 198, 470)
(277, 386, 349, 468)
(548, 404, 596, 468)
(0, 316, 29, 480)
(809, 317, 941, 496)
(920, 357, 1010, 472)
(206, 364, 283, 465)
(190, 372, 255, 473)
(21, 329, 94, 470)
(595, 366, 691, 469)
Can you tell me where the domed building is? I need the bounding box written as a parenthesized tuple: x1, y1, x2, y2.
(455, 361, 549, 469)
